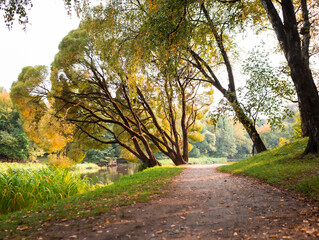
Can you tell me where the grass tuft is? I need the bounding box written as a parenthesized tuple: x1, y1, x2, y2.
(218, 138, 319, 199)
(0, 167, 92, 215)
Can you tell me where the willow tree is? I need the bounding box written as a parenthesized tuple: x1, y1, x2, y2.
(87, 0, 268, 153)
(10, 66, 86, 165)
(11, 19, 211, 167)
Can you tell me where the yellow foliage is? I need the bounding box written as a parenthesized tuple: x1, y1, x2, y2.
(48, 154, 75, 169)
(0, 92, 12, 112)
(188, 132, 205, 142)
(190, 123, 203, 132)
(188, 142, 193, 152)
(279, 137, 290, 147)
(37, 111, 74, 153)
(121, 148, 138, 162)
(67, 145, 87, 163)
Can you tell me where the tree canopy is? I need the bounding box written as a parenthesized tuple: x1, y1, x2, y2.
(11, 18, 213, 167)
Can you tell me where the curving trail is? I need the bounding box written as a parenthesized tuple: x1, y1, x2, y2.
(43, 164, 318, 239)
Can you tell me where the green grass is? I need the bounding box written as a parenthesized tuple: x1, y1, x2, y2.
(0, 167, 92, 215)
(218, 138, 319, 199)
(0, 162, 44, 172)
(0, 166, 184, 239)
(160, 157, 227, 166)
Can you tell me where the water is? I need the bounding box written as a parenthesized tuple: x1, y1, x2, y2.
(82, 163, 139, 185)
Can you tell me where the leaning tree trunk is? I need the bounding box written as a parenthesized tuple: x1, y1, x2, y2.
(226, 92, 267, 153)
(191, 4, 268, 154)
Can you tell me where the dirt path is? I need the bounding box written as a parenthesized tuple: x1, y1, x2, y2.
(41, 164, 318, 239)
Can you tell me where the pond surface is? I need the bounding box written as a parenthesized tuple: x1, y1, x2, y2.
(82, 163, 139, 185)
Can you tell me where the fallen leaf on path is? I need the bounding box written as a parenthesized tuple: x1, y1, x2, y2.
(97, 231, 103, 234)
(69, 235, 78, 239)
(306, 228, 316, 234)
(156, 230, 163, 234)
(17, 226, 29, 231)
(300, 228, 306, 232)
(212, 228, 223, 233)
(61, 218, 68, 222)
(180, 216, 186, 220)
(270, 235, 277, 238)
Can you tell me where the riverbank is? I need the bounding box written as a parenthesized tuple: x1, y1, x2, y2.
(0, 167, 184, 239)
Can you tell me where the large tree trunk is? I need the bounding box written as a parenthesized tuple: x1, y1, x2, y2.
(298, 98, 309, 137)
(260, 0, 319, 154)
(290, 61, 319, 153)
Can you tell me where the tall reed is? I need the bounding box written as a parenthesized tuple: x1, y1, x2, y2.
(0, 167, 92, 214)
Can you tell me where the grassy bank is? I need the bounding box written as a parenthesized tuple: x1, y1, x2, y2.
(218, 138, 319, 199)
(0, 166, 183, 239)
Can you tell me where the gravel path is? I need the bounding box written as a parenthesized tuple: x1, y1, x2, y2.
(42, 164, 319, 239)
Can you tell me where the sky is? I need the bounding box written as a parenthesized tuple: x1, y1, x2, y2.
(0, 0, 80, 91)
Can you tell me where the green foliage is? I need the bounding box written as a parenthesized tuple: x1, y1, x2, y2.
(83, 145, 122, 165)
(0, 90, 34, 160)
(259, 123, 293, 150)
(218, 138, 319, 199)
(214, 118, 237, 157)
(189, 148, 201, 158)
(0, 167, 183, 239)
(0, 0, 32, 29)
(0, 166, 92, 214)
(82, 149, 106, 164)
(190, 117, 247, 158)
(240, 47, 295, 128)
